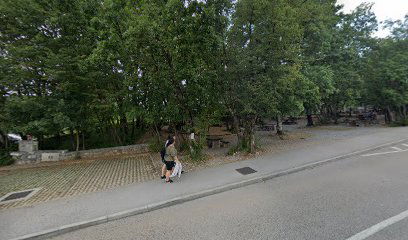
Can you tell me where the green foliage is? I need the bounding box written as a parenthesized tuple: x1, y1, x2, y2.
(223, 0, 305, 152)
(0, 152, 14, 166)
(0, 146, 16, 166)
(390, 118, 408, 127)
(148, 137, 163, 153)
(188, 140, 205, 162)
(227, 137, 257, 155)
(363, 15, 408, 123)
(0, 0, 400, 156)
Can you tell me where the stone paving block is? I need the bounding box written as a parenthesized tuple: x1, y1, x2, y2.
(0, 154, 158, 209)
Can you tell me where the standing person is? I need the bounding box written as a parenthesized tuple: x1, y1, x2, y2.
(163, 137, 179, 183)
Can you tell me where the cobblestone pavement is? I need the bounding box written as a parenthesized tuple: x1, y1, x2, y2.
(0, 154, 158, 209)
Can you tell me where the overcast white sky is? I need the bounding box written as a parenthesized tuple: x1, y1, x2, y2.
(337, 0, 408, 37)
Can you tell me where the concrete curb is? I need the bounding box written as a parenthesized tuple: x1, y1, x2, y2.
(9, 137, 408, 240)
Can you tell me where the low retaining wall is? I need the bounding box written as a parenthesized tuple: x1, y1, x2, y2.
(11, 144, 150, 165)
(63, 144, 150, 160)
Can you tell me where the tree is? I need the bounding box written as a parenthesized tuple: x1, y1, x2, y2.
(126, 0, 230, 140)
(364, 15, 408, 123)
(224, 0, 303, 152)
(321, 3, 378, 123)
(293, 0, 339, 126)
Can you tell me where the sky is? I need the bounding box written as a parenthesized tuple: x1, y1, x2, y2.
(337, 0, 408, 37)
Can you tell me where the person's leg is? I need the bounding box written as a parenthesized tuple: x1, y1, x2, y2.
(165, 162, 174, 183)
(165, 169, 171, 181)
(166, 169, 174, 182)
(161, 164, 166, 178)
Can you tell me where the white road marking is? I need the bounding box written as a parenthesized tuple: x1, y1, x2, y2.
(345, 208, 408, 240)
(362, 149, 408, 157)
(391, 146, 403, 151)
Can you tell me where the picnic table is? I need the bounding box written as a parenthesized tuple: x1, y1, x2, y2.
(283, 117, 297, 125)
(206, 135, 223, 148)
(206, 134, 231, 148)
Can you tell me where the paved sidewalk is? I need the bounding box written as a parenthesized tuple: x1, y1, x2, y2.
(1, 127, 408, 240)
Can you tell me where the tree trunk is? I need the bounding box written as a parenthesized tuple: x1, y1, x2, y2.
(70, 128, 75, 151)
(400, 105, 406, 119)
(120, 114, 128, 143)
(306, 108, 314, 127)
(0, 131, 5, 147)
(249, 127, 255, 153)
(232, 115, 244, 147)
(332, 106, 338, 124)
(76, 130, 80, 152)
(110, 121, 123, 145)
(130, 118, 136, 140)
(82, 131, 85, 150)
(0, 131, 8, 149)
(232, 115, 240, 134)
(38, 135, 44, 150)
(276, 116, 283, 136)
(386, 106, 394, 123)
(306, 114, 314, 127)
(57, 133, 62, 147)
(242, 118, 256, 153)
(154, 124, 161, 139)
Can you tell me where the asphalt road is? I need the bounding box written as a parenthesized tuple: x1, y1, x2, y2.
(51, 143, 408, 240)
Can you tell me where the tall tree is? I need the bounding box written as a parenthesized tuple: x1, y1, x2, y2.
(126, 0, 230, 138)
(225, 0, 303, 152)
(364, 15, 408, 123)
(323, 3, 377, 123)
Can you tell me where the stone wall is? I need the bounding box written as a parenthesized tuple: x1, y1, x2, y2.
(11, 143, 150, 165)
(62, 144, 150, 160)
(19, 140, 39, 152)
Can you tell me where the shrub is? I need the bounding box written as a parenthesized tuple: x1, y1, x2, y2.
(227, 140, 249, 155)
(0, 149, 14, 166)
(188, 141, 205, 161)
(148, 137, 163, 152)
(390, 118, 408, 127)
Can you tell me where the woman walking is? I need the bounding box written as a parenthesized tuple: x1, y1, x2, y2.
(162, 136, 179, 183)
(161, 135, 174, 179)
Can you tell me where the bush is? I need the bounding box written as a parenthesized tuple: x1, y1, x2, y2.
(0, 149, 14, 166)
(148, 137, 163, 152)
(178, 141, 190, 153)
(390, 118, 408, 127)
(227, 140, 249, 155)
(188, 141, 205, 161)
(228, 135, 261, 155)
